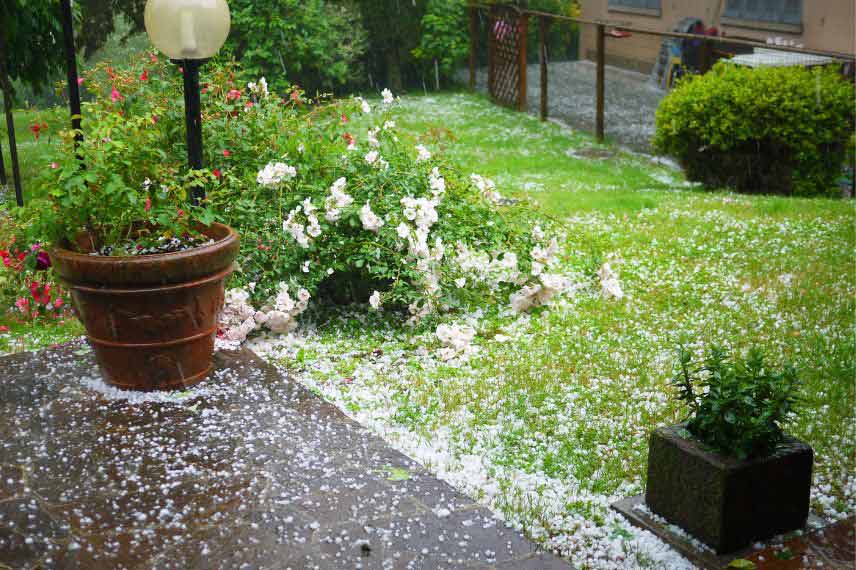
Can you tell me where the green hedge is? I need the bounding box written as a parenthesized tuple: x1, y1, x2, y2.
(654, 62, 854, 197)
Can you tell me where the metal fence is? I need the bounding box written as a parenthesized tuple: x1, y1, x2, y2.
(467, 3, 856, 182)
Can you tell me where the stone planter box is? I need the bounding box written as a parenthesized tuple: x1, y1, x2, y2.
(645, 425, 813, 554)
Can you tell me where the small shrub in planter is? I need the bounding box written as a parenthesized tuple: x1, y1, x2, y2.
(654, 63, 855, 197)
(645, 346, 812, 553)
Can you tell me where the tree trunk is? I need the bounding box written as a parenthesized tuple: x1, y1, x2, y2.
(0, 137, 7, 189)
(385, 47, 403, 92)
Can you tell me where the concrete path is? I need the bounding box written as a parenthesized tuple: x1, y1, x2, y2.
(0, 342, 573, 570)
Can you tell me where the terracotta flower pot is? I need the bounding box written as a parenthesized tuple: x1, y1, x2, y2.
(51, 223, 240, 391)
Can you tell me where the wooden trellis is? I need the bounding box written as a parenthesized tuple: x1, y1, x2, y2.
(487, 6, 527, 111)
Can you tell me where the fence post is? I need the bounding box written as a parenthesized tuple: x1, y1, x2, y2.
(700, 37, 713, 74)
(539, 16, 549, 121)
(469, 6, 478, 91)
(596, 23, 605, 143)
(487, 8, 496, 101)
(518, 13, 528, 112)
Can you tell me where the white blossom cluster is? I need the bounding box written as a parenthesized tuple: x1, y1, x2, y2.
(598, 261, 624, 300)
(381, 88, 395, 105)
(453, 244, 521, 289)
(429, 167, 446, 198)
(283, 198, 322, 248)
(257, 161, 297, 187)
(364, 150, 388, 170)
(471, 174, 502, 203)
(219, 283, 310, 343)
(359, 201, 384, 232)
(508, 227, 571, 313)
(323, 177, 353, 222)
(415, 144, 432, 163)
(355, 96, 371, 114)
(435, 322, 476, 361)
(247, 77, 269, 98)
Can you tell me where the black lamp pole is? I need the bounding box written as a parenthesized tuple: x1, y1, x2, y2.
(178, 59, 205, 206)
(60, 0, 83, 151)
(0, 31, 23, 207)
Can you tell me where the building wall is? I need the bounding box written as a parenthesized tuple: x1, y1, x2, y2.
(578, 0, 855, 74)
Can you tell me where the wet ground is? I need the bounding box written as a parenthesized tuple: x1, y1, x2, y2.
(0, 342, 572, 570)
(466, 60, 667, 152)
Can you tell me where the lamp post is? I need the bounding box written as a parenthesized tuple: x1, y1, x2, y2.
(144, 0, 230, 206)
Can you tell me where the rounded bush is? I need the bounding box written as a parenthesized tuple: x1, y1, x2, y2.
(654, 62, 854, 197)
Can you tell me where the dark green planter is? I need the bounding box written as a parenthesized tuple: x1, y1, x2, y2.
(645, 425, 813, 554)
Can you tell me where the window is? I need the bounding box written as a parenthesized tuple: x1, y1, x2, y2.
(723, 0, 802, 28)
(608, 0, 661, 17)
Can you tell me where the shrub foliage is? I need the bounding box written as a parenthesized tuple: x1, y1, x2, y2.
(22, 54, 568, 338)
(654, 63, 854, 196)
(671, 346, 802, 459)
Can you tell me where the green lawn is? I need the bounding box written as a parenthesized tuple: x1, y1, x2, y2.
(2, 91, 853, 568)
(252, 93, 854, 567)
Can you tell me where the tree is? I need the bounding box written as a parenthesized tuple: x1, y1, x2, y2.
(0, 0, 66, 206)
(75, 0, 147, 58)
(225, 0, 368, 96)
(358, 0, 428, 92)
(412, 0, 469, 88)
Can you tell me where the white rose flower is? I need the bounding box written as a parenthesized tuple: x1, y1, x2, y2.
(369, 290, 382, 309)
(359, 201, 384, 232)
(415, 144, 432, 163)
(598, 262, 624, 300)
(356, 96, 371, 113)
(364, 150, 379, 165)
(396, 222, 410, 239)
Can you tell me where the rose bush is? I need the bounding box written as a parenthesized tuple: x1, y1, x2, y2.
(17, 53, 573, 343)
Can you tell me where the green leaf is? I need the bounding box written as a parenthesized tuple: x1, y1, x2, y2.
(386, 467, 411, 481)
(726, 560, 756, 569)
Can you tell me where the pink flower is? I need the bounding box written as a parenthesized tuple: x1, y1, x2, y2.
(54, 298, 64, 309)
(35, 251, 51, 270)
(111, 86, 123, 103)
(15, 297, 30, 313)
(30, 282, 51, 305)
(222, 149, 231, 157)
(77, 77, 84, 86)
(341, 114, 349, 124)
(213, 169, 222, 179)
(150, 53, 158, 64)
(145, 196, 152, 212)
(0, 325, 8, 333)
(50, 162, 59, 169)
(139, 70, 149, 81)
(177, 209, 185, 218)
(226, 89, 242, 101)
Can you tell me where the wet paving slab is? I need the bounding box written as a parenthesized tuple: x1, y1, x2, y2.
(0, 342, 573, 569)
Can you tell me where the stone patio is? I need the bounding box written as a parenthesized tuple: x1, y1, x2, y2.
(0, 342, 573, 569)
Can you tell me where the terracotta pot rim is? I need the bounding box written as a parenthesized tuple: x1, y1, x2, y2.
(51, 222, 240, 287)
(51, 223, 238, 263)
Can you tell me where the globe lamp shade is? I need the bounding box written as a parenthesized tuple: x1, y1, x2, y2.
(144, 0, 230, 60)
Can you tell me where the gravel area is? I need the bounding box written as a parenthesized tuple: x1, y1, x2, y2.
(464, 60, 667, 152)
